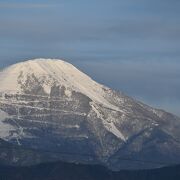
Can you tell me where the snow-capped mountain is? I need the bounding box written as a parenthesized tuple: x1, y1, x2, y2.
(0, 58, 180, 170)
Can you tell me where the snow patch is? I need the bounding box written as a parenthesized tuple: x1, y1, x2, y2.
(90, 102, 126, 141)
(104, 121, 126, 141)
(65, 89, 72, 97)
(0, 110, 15, 139)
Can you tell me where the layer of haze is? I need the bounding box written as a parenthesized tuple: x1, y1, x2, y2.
(0, 0, 179, 116)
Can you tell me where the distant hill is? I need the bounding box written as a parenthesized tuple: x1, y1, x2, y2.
(0, 161, 180, 180)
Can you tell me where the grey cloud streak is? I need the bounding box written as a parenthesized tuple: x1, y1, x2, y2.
(0, 3, 57, 9)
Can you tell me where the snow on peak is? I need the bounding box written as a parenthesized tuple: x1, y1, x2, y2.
(0, 58, 119, 111)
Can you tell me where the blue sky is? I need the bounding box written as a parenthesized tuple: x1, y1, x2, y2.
(0, 0, 180, 116)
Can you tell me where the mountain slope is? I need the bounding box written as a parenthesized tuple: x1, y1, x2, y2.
(0, 58, 180, 170)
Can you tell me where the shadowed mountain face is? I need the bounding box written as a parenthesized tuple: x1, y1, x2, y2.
(0, 58, 180, 170)
(0, 161, 180, 180)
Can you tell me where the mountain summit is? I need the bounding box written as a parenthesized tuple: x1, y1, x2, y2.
(0, 59, 119, 111)
(0, 58, 180, 170)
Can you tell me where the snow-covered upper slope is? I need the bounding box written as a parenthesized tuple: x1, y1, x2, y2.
(0, 58, 118, 111)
